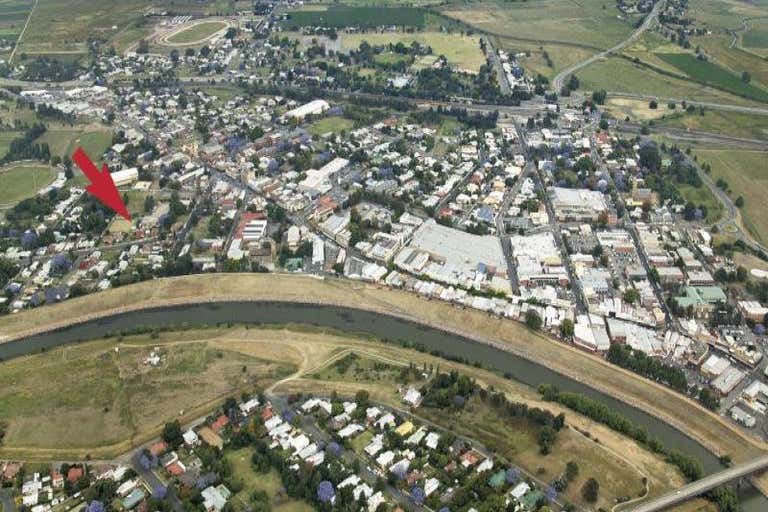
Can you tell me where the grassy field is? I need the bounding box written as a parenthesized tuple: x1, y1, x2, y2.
(656, 53, 768, 103)
(676, 182, 723, 223)
(692, 34, 768, 90)
(225, 448, 314, 512)
(691, 148, 768, 244)
(501, 40, 595, 81)
(439, 0, 638, 49)
(604, 98, 674, 122)
(743, 20, 768, 52)
(18, 0, 152, 56)
(306, 116, 354, 137)
(340, 31, 484, 72)
(0, 0, 34, 62)
(1, 272, 767, 492)
(0, 329, 296, 459)
(166, 21, 228, 45)
(0, 163, 56, 207)
(655, 109, 768, 141)
(0, 131, 22, 158)
(280, 6, 425, 29)
(577, 56, 761, 106)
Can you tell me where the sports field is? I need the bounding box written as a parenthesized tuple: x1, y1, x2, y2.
(307, 116, 354, 137)
(691, 148, 768, 244)
(0, 164, 57, 207)
(340, 31, 485, 72)
(166, 21, 228, 45)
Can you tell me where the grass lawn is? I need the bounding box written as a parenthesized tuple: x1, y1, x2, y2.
(691, 148, 768, 244)
(224, 447, 315, 512)
(439, 0, 638, 49)
(604, 98, 674, 122)
(0, 130, 22, 158)
(655, 52, 768, 103)
(504, 40, 595, 81)
(35, 127, 112, 184)
(307, 116, 354, 137)
(0, 331, 296, 458)
(167, 21, 228, 45)
(655, 109, 768, 141)
(340, 31, 485, 73)
(0, 163, 56, 207)
(676, 183, 723, 223)
(743, 21, 768, 51)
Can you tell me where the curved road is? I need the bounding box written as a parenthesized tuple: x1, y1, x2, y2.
(552, 0, 666, 92)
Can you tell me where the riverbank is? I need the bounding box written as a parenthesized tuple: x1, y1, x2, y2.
(1, 273, 767, 492)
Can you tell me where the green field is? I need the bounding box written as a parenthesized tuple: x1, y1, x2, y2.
(743, 22, 768, 49)
(655, 53, 768, 103)
(0, 0, 34, 60)
(280, 6, 425, 29)
(440, 0, 639, 50)
(307, 116, 354, 137)
(691, 148, 768, 244)
(224, 448, 315, 512)
(578, 57, 761, 106)
(340, 31, 485, 72)
(0, 164, 56, 207)
(167, 21, 228, 45)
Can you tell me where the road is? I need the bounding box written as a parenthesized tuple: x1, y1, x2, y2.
(0, 489, 17, 512)
(552, 0, 666, 92)
(8, 0, 38, 65)
(630, 453, 768, 512)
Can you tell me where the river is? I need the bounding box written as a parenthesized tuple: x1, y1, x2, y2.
(0, 301, 764, 510)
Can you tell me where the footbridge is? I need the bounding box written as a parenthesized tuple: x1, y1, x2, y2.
(630, 454, 768, 512)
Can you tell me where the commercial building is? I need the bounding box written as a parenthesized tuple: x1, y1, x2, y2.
(111, 167, 139, 187)
(282, 99, 330, 121)
(549, 186, 608, 222)
(299, 157, 350, 197)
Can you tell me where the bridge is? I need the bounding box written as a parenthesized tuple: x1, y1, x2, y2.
(630, 454, 768, 512)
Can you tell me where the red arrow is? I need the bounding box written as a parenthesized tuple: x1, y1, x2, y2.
(72, 147, 131, 221)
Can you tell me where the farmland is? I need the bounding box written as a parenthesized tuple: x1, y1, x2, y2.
(0, 163, 56, 208)
(501, 40, 595, 81)
(690, 148, 768, 244)
(17, 0, 151, 57)
(279, 6, 426, 30)
(655, 109, 768, 142)
(340, 31, 485, 73)
(439, 0, 639, 50)
(0, 0, 34, 62)
(743, 21, 768, 53)
(656, 53, 768, 103)
(576, 57, 761, 106)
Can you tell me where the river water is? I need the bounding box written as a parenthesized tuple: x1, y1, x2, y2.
(0, 301, 764, 509)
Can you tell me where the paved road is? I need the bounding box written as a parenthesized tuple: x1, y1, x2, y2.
(0, 489, 17, 512)
(630, 453, 768, 512)
(552, 0, 666, 92)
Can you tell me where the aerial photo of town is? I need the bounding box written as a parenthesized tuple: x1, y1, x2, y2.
(1, 1, 768, 512)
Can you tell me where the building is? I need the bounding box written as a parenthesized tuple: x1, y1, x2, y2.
(282, 99, 330, 121)
(549, 186, 608, 222)
(111, 167, 139, 187)
(738, 301, 768, 323)
(299, 157, 350, 197)
(675, 286, 728, 318)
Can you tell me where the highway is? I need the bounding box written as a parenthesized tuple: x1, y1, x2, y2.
(552, 0, 666, 92)
(630, 454, 768, 512)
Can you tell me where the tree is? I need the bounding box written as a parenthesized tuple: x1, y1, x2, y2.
(525, 309, 542, 331)
(741, 71, 751, 83)
(559, 318, 574, 338)
(649, 100, 658, 109)
(565, 461, 579, 482)
(581, 478, 599, 503)
(735, 196, 744, 208)
(162, 420, 183, 448)
(623, 288, 640, 304)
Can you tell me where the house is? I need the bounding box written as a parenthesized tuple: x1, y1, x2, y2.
(67, 466, 84, 483)
(122, 488, 146, 510)
(395, 421, 415, 436)
(149, 440, 168, 457)
(211, 414, 230, 433)
(202, 484, 232, 512)
(199, 427, 224, 450)
(402, 387, 422, 407)
(183, 429, 199, 446)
